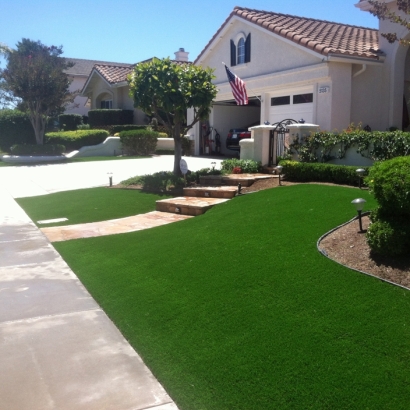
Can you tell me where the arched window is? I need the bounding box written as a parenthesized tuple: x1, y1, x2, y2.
(237, 37, 245, 65)
(230, 33, 251, 67)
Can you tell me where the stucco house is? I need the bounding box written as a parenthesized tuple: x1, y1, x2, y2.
(80, 49, 190, 125)
(64, 58, 132, 117)
(186, 1, 410, 156)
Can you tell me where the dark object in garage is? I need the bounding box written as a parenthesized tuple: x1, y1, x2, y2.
(225, 128, 251, 151)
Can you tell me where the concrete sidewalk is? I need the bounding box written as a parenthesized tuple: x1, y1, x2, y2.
(0, 157, 224, 410)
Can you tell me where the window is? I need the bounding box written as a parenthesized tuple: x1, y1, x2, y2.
(293, 93, 313, 104)
(230, 33, 251, 66)
(271, 96, 290, 106)
(237, 38, 245, 65)
(100, 100, 112, 109)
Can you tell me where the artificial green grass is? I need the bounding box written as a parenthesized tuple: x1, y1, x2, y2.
(16, 187, 171, 227)
(50, 185, 410, 409)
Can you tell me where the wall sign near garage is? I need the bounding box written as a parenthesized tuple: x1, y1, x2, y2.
(319, 86, 330, 94)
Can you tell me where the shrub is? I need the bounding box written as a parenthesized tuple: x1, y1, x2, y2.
(366, 215, 410, 256)
(44, 130, 109, 151)
(366, 156, 410, 217)
(289, 129, 410, 163)
(122, 171, 185, 192)
(119, 129, 158, 155)
(88, 109, 133, 128)
(110, 124, 147, 135)
(58, 114, 83, 131)
(365, 157, 410, 256)
(221, 159, 260, 174)
(0, 109, 36, 152)
(280, 160, 368, 186)
(10, 144, 65, 156)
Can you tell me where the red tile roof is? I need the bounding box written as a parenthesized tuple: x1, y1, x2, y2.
(94, 64, 134, 84)
(195, 7, 381, 63)
(93, 59, 191, 85)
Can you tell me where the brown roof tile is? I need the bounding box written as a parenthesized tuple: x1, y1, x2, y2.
(93, 59, 192, 85)
(195, 7, 381, 63)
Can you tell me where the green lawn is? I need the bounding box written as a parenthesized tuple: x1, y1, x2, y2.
(23, 184, 410, 409)
(16, 187, 171, 227)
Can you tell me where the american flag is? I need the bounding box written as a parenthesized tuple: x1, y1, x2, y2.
(225, 65, 248, 105)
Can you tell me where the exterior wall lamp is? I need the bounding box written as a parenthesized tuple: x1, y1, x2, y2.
(351, 198, 367, 233)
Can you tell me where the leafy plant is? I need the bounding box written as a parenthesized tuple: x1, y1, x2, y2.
(365, 156, 410, 256)
(122, 171, 185, 192)
(119, 129, 158, 155)
(58, 114, 83, 131)
(10, 143, 65, 156)
(221, 158, 260, 173)
(45, 129, 109, 151)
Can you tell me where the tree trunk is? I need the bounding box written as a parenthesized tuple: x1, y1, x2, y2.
(29, 109, 45, 145)
(173, 123, 182, 176)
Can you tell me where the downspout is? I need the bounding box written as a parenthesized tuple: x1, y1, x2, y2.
(353, 64, 367, 78)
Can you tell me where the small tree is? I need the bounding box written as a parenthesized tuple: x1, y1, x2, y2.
(1, 38, 75, 144)
(128, 58, 217, 175)
(368, 0, 410, 44)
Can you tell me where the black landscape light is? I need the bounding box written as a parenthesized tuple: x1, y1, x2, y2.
(356, 168, 365, 189)
(275, 165, 283, 186)
(107, 172, 113, 187)
(351, 198, 367, 233)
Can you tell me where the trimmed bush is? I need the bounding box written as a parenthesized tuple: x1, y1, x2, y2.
(221, 159, 261, 174)
(119, 129, 158, 155)
(366, 214, 410, 256)
(58, 114, 83, 131)
(44, 130, 109, 151)
(88, 109, 133, 128)
(10, 144, 65, 156)
(0, 109, 36, 152)
(366, 156, 410, 217)
(365, 156, 410, 256)
(280, 160, 368, 186)
(110, 124, 147, 135)
(122, 171, 185, 192)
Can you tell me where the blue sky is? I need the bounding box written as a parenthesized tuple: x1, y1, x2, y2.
(1, 0, 378, 64)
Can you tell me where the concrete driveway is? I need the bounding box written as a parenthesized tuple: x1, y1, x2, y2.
(0, 156, 222, 410)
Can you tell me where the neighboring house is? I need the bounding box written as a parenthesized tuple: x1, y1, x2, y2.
(188, 2, 410, 156)
(64, 58, 132, 117)
(80, 48, 190, 125)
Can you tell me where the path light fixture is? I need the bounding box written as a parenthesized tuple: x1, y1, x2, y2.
(107, 172, 113, 187)
(275, 165, 283, 186)
(356, 168, 366, 189)
(351, 198, 367, 233)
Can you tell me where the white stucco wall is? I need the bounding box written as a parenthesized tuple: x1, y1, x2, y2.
(65, 76, 90, 117)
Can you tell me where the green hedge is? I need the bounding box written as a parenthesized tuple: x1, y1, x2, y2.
(365, 156, 410, 256)
(280, 160, 369, 186)
(111, 124, 147, 135)
(88, 109, 133, 128)
(45, 130, 109, 151)
(10, 144, 66, 156)
(0, 110, 36, 152)
(119, 129, 158, 155)
(290, 129, 410, 163)
(58, 114, 83, 131)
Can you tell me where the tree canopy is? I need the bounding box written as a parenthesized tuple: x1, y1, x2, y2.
(1, 38, 75, 144)
(369, 0, 410, 44)
(128, 58, 217, 174)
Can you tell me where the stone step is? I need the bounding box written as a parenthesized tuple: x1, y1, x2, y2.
(199, 173, 275, 187)
(183, 186, 238, 199)
(156, 196, 230, 216)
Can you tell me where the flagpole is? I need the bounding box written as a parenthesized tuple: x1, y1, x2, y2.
(222, 62, 261, 103)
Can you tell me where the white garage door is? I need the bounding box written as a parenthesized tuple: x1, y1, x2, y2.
(269, 88, 314, 125)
